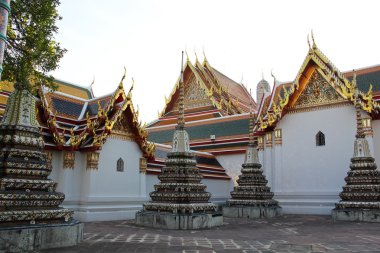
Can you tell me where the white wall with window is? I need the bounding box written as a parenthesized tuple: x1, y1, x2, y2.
(259, 104, 365, 214)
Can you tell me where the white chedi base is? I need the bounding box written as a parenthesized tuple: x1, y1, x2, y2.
(223, 206, 282, 218)
(135, 211, 223, 230)
(332, 208, 380, 223)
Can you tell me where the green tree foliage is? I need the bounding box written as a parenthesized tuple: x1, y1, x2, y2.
(3, 0, 66, 91)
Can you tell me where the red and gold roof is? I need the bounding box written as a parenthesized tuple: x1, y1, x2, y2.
(256, 39, 380, 133)
(153, 54, 254, 128)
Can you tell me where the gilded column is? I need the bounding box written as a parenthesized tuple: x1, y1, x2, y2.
(264, 131, 273, 188)
(0, 0, 10, 79)
(273, 129, 283, 192)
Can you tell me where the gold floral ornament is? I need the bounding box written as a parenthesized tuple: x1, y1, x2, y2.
(97, 100, 104, 118)
(267, 112, 275, 126)
(86, 152, 100, 170)
(342, 78, 355, 101)
(86, 112, 92, 128)
(105, 116, 115, 132)
(259, 116, 268, 130)
(63, 151, 75, 169)
(361, 84, 373, 113)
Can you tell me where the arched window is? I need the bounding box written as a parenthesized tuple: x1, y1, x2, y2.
(316, 131, 325, 146)
(117, 158, 124, 172)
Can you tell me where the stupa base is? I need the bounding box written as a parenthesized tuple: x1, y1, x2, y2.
(223, 205, 282, 218)
(332, 208, 380, 222)
(135, 210, 223, 230)
(0, 220, 83, 253)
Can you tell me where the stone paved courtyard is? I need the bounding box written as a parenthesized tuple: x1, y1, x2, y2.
(42, 215, 380, 253)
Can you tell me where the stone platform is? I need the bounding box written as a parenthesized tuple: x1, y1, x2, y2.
(135, 211, 223, 230)
(332, 208, 380, 222)
(223, 205, 282, 218)
(0, 220, 83, 252)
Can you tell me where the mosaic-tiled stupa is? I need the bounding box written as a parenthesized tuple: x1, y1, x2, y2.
(332, 78, 380, 222)
(0, 83, 83, 251)
(223, 97, 281, 218)
(135, 53, 223, 229)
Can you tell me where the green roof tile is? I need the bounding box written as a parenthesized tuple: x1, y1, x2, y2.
(148, 118, 249, 144)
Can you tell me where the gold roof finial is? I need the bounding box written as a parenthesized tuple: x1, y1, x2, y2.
(194, 49, 198, 61)
(203, 48, 208, 64)
(307, 34, 312, 50)
(129, 77, 135, 95)
(177, 51, 185, 130)
(119, 67, 127, 88)
(311, 30, 316, 49)
(353, 71, 364, 138)
(185, 50, 190, 63)
(271, 69, 276, 80)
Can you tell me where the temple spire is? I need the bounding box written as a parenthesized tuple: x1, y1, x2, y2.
(248, 89, 255, 147)
(353, 73, 365, 138)
(244, 89, 259, 164)
(177, 51, 185, 130)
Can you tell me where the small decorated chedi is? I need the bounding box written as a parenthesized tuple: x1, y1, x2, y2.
(223, 96, 281, 218)
(0, 82, 72, 225)
(136, 52, 222, 229)
(333, 81, 380, 222)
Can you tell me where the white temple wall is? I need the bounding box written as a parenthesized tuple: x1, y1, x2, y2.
(216, 153, 245, 185)
(50, 138, 149, 222)
(372, 119, 380, 163)
(50, 151, 84, 203)
(274, 105, 357, 214)
(202, 179, 233, 205)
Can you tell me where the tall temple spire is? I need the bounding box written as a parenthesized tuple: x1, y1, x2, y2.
(353, 73, 365, 139)
(177, 51, 185, 130)
(136, 51, 222, 229)
(224, 89, 281, 218)
(244, 89, 260, 164)
(248, 89, 254, 146)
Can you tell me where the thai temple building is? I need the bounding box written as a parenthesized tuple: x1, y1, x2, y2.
(1, 38, 380, 222)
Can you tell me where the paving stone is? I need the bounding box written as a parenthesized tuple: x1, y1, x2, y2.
(40, 215, 380, 253)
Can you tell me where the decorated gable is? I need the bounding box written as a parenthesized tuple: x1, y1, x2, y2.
(291, 70, 346, 110)
(172, 74, 212, 111)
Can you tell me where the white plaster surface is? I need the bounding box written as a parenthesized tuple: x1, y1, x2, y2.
(272, 105, 357, 214)
(216, 154, 245, 185)
(50, 138, 148, 221)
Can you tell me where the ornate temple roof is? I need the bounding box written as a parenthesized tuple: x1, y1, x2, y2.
(151, 55, 254, 128)
(256, 38, 380, 133)
(0, 73, 155, 158)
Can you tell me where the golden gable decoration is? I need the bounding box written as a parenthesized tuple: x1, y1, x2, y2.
(291, 71, 345, 110)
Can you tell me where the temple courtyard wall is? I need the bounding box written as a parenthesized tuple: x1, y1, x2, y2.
(50, 138, 148, 222)
(264, 104, 369, 215)
(217, 104, 379, 215)
(45, 105, 380, 222)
